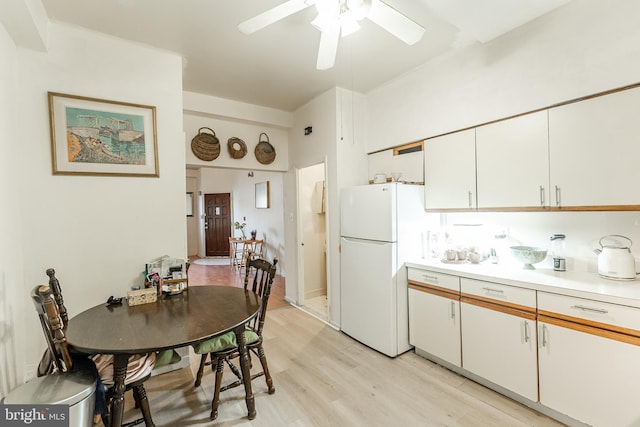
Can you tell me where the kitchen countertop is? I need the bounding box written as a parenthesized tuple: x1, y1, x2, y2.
(406, 258, 640, 309)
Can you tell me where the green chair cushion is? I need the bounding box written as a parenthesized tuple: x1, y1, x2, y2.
(192, 329, 259, 354)
(154, 349, 181, 368)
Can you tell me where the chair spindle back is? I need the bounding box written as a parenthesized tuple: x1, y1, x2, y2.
(243, 255, 278, 336)
(46, 268, 68, 326)
(31, 284, 73, 373)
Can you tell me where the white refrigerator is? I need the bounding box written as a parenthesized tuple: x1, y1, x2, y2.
(340, 183, 426, 357)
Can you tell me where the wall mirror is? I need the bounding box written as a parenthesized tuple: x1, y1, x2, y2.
(186, 192, 194, 217)
(255, 181, 270, 209)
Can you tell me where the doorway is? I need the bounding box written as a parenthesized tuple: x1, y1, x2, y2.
(204, 193, 232, 257)
(297, 163, 328, 321)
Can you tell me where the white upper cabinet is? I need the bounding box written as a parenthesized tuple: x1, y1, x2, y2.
(549, 86, 640, 208)
(476, 111, 549, 209)
(424, 128, 476, 210)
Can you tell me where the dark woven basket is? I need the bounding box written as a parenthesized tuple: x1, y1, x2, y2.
(191, 127, 220, 161)
(227, 137, 247, 159)
(255, 133, 276, 165)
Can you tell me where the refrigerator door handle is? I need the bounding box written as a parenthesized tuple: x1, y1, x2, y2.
(341, 236, 391, 245)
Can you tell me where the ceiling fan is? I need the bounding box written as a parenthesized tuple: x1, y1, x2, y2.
(238, 0, 425, 70)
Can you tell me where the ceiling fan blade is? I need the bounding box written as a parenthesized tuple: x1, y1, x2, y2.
(238, 0, 314, 34)
(367, 0, 425, 45)
(316, 24, 340, 70)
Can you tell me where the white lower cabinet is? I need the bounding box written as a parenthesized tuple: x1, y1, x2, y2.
(407, 268, 461, 366)
(409, 287, 461, 366)
(461, 301, 538, 401)
(408, 268, 640, 426)
(460, 278, 538, 402)
(538, 292, 640, 427)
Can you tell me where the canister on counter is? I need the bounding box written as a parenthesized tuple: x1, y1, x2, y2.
(550, 234, 566, 271)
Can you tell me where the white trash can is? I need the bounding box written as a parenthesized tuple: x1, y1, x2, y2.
(2, 370, 96, 427)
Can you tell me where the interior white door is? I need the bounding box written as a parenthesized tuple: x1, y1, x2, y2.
(340, 236, 397, 356)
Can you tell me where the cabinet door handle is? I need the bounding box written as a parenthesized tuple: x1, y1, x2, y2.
(468, 191, 473, 209)
(523, 320, 530, 343)
(555, 185, 561, 207)
(540, 324, 548, 348)
(422, 274, 439, 283)
(539, 185, 545, 206)
(571, 305, 608, 314)
(451, 301, 456, 320)
(481, 287, 504, 294)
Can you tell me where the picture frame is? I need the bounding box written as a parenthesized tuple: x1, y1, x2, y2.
(255, 181, 270, 209)
(48, 92, 159, 177)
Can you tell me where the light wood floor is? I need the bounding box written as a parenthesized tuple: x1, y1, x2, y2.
(120, 274, 565, 426)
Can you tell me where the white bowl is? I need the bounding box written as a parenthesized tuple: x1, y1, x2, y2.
(510, 246, 548, 270)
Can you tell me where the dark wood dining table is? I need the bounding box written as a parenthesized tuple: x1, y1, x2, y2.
(65, 286, 262, 427)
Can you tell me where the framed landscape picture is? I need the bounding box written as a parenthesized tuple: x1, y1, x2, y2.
(48, 92, 159, 177)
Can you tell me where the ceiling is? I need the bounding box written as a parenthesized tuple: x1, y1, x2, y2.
(42, 0, 571, 112)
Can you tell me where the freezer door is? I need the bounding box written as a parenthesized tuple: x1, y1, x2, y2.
(340, 184, 396, 242)
(340, 236, 397, 357)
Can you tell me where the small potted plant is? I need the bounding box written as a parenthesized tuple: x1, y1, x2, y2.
(250, 229, 257, 240)
(234, 221, 247, 239)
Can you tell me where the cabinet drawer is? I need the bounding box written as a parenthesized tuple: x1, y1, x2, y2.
(461, 278, 536, 309)
(538, 292, 640, 333)
(408, 268, 460, 293)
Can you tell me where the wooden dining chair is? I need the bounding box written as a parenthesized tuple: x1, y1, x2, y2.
(241, 239, 264, 269)
(192, 256, 278, 420)
(37, 268, 156, 427)
(229, 236, 245, 269)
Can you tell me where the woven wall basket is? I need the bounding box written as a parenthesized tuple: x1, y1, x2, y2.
(227, 137, 247, 159)
(191, 127, 220, 161)
(255, 132, 276, 165)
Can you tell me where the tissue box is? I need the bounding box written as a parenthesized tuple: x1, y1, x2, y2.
(127, 287, 157, 306)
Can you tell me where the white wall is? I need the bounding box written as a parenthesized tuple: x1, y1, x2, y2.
(366, 0, 640, 152)
(195, 167, 286, 275)
(286, 89, 337, 317)
(0, 21, 24, 399)
(183, 92, 290, 172)
(183, 92, 290, 275)
(286, 87, 367, 326)
(10, 23, 185, 384)
(231, 170, 285, 271)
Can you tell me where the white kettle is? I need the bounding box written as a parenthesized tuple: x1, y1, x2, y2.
(594, 235, 637, 280)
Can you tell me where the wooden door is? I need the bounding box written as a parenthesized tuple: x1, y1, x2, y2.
(204, 193, 231, 257)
